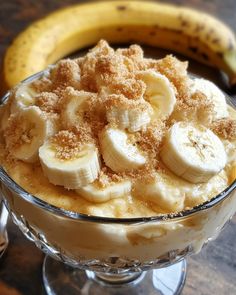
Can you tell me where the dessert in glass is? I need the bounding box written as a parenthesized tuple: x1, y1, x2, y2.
(0, 40, 236, 295)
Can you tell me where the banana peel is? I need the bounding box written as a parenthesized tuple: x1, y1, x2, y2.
(2, 0, 236, 94)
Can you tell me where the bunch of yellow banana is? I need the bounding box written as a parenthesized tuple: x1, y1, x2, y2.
(2, 0, 236, 92)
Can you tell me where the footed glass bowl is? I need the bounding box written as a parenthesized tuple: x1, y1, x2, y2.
(1, 73, 236, 295)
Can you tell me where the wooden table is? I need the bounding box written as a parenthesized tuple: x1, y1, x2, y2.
(0, 1, 236, 294)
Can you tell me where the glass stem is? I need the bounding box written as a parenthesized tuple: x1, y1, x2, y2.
(86, 270, 144, 285)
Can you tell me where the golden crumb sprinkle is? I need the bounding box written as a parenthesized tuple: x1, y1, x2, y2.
(190, 91, 214, 121)
(79, 41, 146, 95)
(79, 55, 98, 92)
(104, 94, 149, 111)
(82, 94, 107, 139)
(50, 59, 81, 89)
(107, 78, 146, 100)
(79, 40, 115, 92)
(51, 130, 90, 160)
(118, 163, 157, 183)
(4, 114, 34, 153)
(94, 55, 130, 85)
(89, 39, 115, 57)
(189, 90, 207, 105)
(171, 90, 214, 124)
(35, 92, 60, 113)
(147, 55, 190, 101)
(95, 167, 123, 188)
(211, 118, 236, 139)
(32, 76, 52, 93)
(117, 44, 143, 60)
(116, 45, 145, 71)
(73, 122, 94, 144)
(137, 120, 167, 161)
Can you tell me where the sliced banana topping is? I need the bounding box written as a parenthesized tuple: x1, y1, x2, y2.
(222, 139, 236, 164)
(62, 87, 94, 128)
(191, 78, 229, 121)
(106, 96, 152, 132)
(100, 127, 146, 173)
(161, 122, 227, 183)
(11, 83, 37, 113)
(39, 142, 100, 189)
(107, 107, 151, 132)
(76, 180, 131, 203)
(184, 170, 228, 208)
(134, 172, 185, 212)
(138, 70, 176, 120)
(4, 106, 54, 163)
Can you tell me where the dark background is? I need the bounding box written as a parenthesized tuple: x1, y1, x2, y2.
(0, 1, 236, 294)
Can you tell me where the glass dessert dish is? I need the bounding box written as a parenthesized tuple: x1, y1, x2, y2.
(1, 150, 236, 294)
(0, 72, 236, 295)
(0, 175, 235, 295)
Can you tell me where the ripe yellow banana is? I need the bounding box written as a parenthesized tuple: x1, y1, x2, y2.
(3, 0, 236, 92)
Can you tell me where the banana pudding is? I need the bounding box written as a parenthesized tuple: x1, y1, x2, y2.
(1, 40, 236, 218)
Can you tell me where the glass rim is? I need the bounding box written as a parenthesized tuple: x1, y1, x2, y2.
(0, 70, 236, 224)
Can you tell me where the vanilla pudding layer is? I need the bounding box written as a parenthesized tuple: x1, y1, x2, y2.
(1, 181, 236, 263)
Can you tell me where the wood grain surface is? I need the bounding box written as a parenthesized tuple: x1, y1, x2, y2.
(0, 1, 236, 294)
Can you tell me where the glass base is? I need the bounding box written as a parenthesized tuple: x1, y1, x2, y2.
(43, 255, 187, 295)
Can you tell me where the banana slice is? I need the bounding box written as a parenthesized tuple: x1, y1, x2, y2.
(138, 70, 176, 120)
(100, 127, 146, 172)
(62, 87, 94, 128)
(184, 170, 228, 208)
(161, 122, 227, 183)
(133, 172, 185, 212)
(191, 78, 229, 121)
(39, 142, 100, 189)
(76, 180, 131, 203)
(107, 107, 151, 132)
(106, 96, 152, 132)
(222, 139, 236, 164)
(4, 106, 54, 163)
(11, 83, 37, 113)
